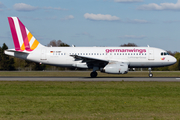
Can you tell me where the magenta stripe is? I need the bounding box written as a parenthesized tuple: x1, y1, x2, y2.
(18, 18, 32, 51)
(8, 17, 21, 51)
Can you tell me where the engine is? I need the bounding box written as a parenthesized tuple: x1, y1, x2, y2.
(73, 63, 88, 68)
(101, 62, 128, 74)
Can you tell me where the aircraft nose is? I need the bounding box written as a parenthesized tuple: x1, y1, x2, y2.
(171, 56, 177, 64)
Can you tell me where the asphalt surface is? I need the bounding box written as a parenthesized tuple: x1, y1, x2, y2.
(0, 77, 180, 81)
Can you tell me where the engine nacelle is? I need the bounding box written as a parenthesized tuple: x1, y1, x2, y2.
(73, 63, 88, 68)
(101, 62, 128, 74)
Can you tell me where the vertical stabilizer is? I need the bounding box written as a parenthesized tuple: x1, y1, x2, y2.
(8, 17, 43, 51)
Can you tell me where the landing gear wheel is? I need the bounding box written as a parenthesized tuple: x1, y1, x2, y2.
(90, 72, 98, 78)
(149, 73, 153, 78)
(148, 67, 153, 78)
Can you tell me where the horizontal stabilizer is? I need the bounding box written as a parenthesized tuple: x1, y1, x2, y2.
(5, 49, 30, 54)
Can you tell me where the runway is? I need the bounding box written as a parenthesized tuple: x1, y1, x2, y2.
(0, 77, 180, 81)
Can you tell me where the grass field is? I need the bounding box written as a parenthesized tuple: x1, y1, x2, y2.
(0, 71, 180, 77)
(0, 81, 180, 120)
(0, 71, 180, 119)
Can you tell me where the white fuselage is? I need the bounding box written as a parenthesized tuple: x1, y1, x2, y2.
(5, 46, 177, 69)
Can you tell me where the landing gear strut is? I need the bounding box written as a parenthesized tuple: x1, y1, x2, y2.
(148, 68, 153, 77)
(90, 71, 98, 78)
(90, 67, 99, 78)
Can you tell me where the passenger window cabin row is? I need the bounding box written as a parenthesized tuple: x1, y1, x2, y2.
(52, 52, 147, 56)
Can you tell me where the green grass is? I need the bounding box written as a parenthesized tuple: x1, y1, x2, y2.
(0, 71, 180, 77)
(0, 81, 180, 119)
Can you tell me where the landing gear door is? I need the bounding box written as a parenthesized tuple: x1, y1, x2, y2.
(41, 49, 47, 60)
(148, 49, 154, 60)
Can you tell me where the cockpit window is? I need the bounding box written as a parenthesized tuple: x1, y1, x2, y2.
(161, 52, 169, 56)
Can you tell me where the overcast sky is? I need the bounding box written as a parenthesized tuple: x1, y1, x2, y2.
(0, 0, 180, 52)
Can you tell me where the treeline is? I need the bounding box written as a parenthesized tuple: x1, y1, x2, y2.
(1, 41, 180, 71)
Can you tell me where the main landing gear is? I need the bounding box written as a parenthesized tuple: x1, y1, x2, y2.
(148, 68, 153, 77)
(90, 66, 98, 78)
(90, 71, 98, 78)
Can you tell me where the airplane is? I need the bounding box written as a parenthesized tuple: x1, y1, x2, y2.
(5, 17, 177, 78)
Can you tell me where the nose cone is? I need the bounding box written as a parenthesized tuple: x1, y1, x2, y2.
(171, 56, 177, 64)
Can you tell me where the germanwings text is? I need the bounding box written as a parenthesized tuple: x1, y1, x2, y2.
(105, 48, 146, 53)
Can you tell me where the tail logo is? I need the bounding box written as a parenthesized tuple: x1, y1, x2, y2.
(8, 17, 39, 51)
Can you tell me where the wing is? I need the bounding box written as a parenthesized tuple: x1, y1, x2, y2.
(70, 55, 109, 68)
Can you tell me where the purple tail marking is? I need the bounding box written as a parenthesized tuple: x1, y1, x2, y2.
(8, 17, 21, 51)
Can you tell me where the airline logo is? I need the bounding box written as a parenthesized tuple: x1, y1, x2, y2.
(105, 48, 146, 53)
(161, 57, 165, 60)
(8, 17, 39, 51)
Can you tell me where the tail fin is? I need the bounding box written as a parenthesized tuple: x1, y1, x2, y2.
(8, 17, 43, 51)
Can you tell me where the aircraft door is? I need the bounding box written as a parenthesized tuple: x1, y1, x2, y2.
(148, 49, 154, 60)
(41, 49, 47, 60)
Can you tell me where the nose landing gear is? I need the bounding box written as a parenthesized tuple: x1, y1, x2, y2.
(148, 68, 153, 77)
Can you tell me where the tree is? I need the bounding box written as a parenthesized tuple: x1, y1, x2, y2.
(47, 40, 70, 47)
(167, 51, 176, 56)
(120, 43, 137, 47)
(0, 43, 15, 70)
(33, 63, 46, 71)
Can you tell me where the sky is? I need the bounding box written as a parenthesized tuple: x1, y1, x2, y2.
(0, 0, 180, 52)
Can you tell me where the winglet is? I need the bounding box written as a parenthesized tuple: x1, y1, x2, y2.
(8, 17, 43, 51)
